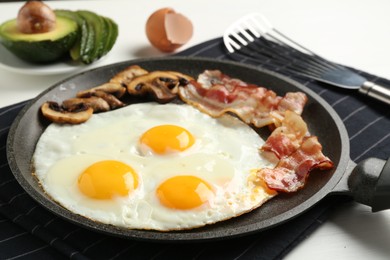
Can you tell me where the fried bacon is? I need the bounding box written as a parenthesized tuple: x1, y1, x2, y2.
(277, 92, 307, 117)
(178, 70, 307, 128)
(177, 70, 333, 193)
(261, 110, 309, 159)
(259, 111, 334, 192)
(258, 136, 334, 192)
(178, 70, 333, 192)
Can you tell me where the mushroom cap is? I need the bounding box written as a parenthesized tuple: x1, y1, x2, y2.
(77, 83, 127, 99)
(126, 71, 194, 102)
(62, 97, 110, 112)
(41, 101, 93, 124)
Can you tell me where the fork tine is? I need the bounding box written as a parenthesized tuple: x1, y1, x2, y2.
(224, 36, 242, 53)
(224, 12, 352, 80)
(224, 20, 260, 52)
(237, 25, 255, 42)
(244, 20, 261, 38)
(231, 31, 250, 46)
(223, 14, 259, 52)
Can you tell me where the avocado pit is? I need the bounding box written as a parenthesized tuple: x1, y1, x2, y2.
(17, 0, 56, 34)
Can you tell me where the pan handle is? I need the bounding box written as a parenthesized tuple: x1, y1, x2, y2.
(348, 157, 390, 212)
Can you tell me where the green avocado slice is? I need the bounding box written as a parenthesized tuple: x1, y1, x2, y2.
(54, 10, 85, 61)
(102, 16, 118, 57)
(0, 16, 78, 63)
(55, 10, 118, 64)
(77, 10, 106, 64)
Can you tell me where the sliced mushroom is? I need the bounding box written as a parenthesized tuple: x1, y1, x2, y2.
(93, 90, 125, 109)
(39, 67, 194, 124)
(110, 65, 149, 88)
(167, 71, 194, 88)
(126, 71, 193, 102)
(41, 101, 93, 124)
(62, 96, 110, 112)
(77, 82, 126, 99)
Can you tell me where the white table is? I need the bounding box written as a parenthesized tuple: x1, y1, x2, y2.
(1, 1, 390, 259)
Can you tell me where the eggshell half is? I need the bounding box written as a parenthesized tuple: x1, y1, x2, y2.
(145, 8, 193, 52)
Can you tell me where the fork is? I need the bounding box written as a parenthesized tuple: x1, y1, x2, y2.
(223, 13, 390, 105)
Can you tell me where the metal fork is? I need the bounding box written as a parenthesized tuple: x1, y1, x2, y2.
(223, 13, 390, 105)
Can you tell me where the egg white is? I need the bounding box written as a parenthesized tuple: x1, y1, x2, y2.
(33, 102, 276, 230)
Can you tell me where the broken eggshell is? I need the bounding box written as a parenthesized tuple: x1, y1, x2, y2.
(145, 7, 193, 52)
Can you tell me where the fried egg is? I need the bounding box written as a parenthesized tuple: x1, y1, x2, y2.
(33, 102, 276, 230)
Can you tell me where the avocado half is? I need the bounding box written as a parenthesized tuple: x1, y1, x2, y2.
(0, 16, 78, 63)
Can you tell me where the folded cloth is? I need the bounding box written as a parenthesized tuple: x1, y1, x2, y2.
(0, 37, 389, 259)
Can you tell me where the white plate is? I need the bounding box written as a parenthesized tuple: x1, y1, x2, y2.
(0, 44, 86, 75)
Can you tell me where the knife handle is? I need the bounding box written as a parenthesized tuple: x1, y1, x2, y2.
(359, 81, 390, 105)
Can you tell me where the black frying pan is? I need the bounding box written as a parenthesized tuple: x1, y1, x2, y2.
(6, 57, 390, 242)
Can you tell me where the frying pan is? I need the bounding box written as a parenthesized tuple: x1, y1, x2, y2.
(6, 57, 390, 242)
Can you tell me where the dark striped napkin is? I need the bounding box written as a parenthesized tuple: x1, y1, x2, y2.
(0, 37, 389, 259)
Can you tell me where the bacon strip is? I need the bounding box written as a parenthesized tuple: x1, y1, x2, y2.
(258, 136, 334, 192)
(277, 92, 307, 117)
(262, 110, 309, 159)
(178, 70, 307, 128)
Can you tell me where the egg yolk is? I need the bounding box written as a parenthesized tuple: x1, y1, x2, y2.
(78, 160, 138, 200)
(140, 125, 195, 155)
(156, 175, 214, 210)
